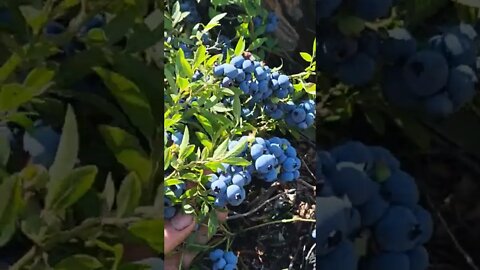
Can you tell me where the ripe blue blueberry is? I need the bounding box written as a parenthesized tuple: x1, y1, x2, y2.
(254, 67, 268, 80)
(214, 64, 225, 77)
(211, 180, 227, 195)
(282, 157, 297, 172)
(215, 258, 227, 269)
(403, 50, 449, 97)
(423, 92, 454, 117)
(429, 32, 476, 67)
(226, 185, 246, 206)
(223, 251, 238, 264)
(223, 264, 237, 270)
(262, 169, 278, 182)
(330, 141, 374, 168)
(255, 154, 276, 174)
(337, 52, 376, 86)
(330, 167, 377, 206)
(366, 252, 410, 270)
(23, 125, 61, 168)
(230, 55, 245, 68)
(446, 65, 476, 109)
(412, 205, 433, 245)
(374, 206, 420, 252)
(209, 249, 224, 261)
(353, 0, 393, 21)
(164, 206, 176, 219)
(408, 246, 429, 270)
(277, 75, 290, 88)
(221, 77, 233, 88)
(251, 143, 267, 160)
(278, 172, 295, 182)
(382, 170, 419, 207)
(317, 240, 358, 270)
(214, 195, 227, 208)
(316, 196, 350, 255)
(235, 69, 246, 82)
(242, 60, 254, 73)
(381, 28, 417, 64)
(358, 192, 389, 226)
(223, 64, 239, 79)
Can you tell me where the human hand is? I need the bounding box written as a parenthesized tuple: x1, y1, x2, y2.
(164, 211, 228, 270)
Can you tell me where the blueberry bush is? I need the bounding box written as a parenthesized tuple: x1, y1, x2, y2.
(318, 0, 480, 269)
(0, 1, 164, 269)
(164, 0, 316, 269)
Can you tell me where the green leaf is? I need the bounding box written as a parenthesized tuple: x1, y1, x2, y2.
(300, 52, 312, 63)
(102, 173, 115, 212)
(203, 13, 227, 32)
(0, 175, 23, 246)
(453, 0, 480, 8)
(337, 16, 365, 36)
(128, 219, 163, 253)
(116, 172, 142, 217)
(46, 166, 98, 212)
(24, 67, 55, 89)
(176, 48, 193, 78)
(207, 209, 218, 239)
(94, 67, 155, 139)
(99, 126, 152, 184)
(248, 37, 267, 51)
(49, 105, 78, 183)
(222, 157, 250, 166)
(104, 9, 137, 45)
(233, 94, 241, 124)
(234, 36, 245, 56)
(225, 138, 247, 159)
(178, 126, 190, 160)
(0, 53, 22, 84)
(212, 138, 229, 159)
(194, 113, 214, 139)
(19, 5, 48, 35)
(0, 130, 11, 166)
(0, 83, 49, 112)
(193, 45, 207, 70)
(55, 254, 103, 270)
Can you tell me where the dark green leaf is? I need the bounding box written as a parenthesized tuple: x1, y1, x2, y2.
(128, 219, 163, 253)
(116, 172, 142, 217)
(54, 254, 103, 270)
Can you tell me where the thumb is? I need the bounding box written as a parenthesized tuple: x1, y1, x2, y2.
(164, 213, 196, 254)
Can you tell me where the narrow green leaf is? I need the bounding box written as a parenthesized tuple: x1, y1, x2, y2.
(94, 68, 155, 139)
(212, 138, 229, 159)
(55, 254, 103, 270)
(116, 172, 142, 217)
(102, 173, 115, 212)
(299, 52, 312, 63)
(46, 166, 98, 212)
(128, 219, 163, 253)
(49, 105, 78, 183)
(99, 125, 152, 184)
(193, 45, 207, 70)
(0, 175, 23, 246)
(176, 48, 193, 78)
(234, 36, 245, 56)
(203, 13, 227, 32)
(178, 126, 190, 159)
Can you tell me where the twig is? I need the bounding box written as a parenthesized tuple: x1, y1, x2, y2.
(10, 246, 37, 270)
(426, 194, 480, 270)
(240, 217, 315, 233)
(227, 193, 284, 220)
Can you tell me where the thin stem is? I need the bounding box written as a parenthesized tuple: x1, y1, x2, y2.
(240, 217, 315, 233)
(10, 246, 37, 270)
(227, 193, 284, 220)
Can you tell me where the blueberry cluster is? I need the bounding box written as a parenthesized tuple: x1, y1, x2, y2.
(208, 136, 301, 208)
(23, 123, 61, 168)
(253, 11, 279, 33)
(213, 53, 315, 129)
(382, 25, 479, 117)
(317, 141, 433, 270)
(318, 0, 393, 21)
(209, 249, 238, 270)
(164, 183, 186, 219)
(179, 0, 200, 24)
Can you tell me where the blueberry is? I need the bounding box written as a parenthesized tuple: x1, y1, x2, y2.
(262, 168, 278, 182)
(369, 146, 400, 172)
(382, 170, 419, 207)
(412, 205, 433, 245)
(381, 28, 417, 64)
(211, 180, 227, 195)
(348, 208, 362, 236)
(223, 251, 238, 264)
(255, 154, 276, 174)
(446, 65, 476, 109)
(337, 53, 376, 86)
(275, 88, 289, 98)
(192, 70, 203, 81)
(223, 64, 239, 79)
(221, 77, 234, 88)
(277, 75, 290, 88)
(249, 80, 259, 92)
(44, 21, 66, 36)
(358, 192, 389, 226)
(242, 60, 254, 73)
(429, 32, 476, 67)
(330, 141, 374, 168)
(258, 80, 268, 92)
(403, 50, 449, 97)
(270, 79, 280, 90)
(374, 206, 419, 252)
(408, 246, 429, 270)
(164, 206, 176, 219)
(285, 146, 297, 157)
(219, 174, 232, 185)
(230, 55, 245, 68)
(282, 157, 297, 172)
(215, 258, 227, 269)
(250, 144, 266, 160)
(254, 67, 267, 80)
(23, 125, 61, 168)
(317, 240, 358, 270)
(305, 113, 315, 127)
(330, 167, 377, 206)
(224, 264, 237, 270)
(214, 195, 227, 208)
(317, 0, 342, 18)
(291, 108, 307, 123)
(278, 172, 295, 182)
(235, 70, 246, 83)
(424, 92, 454, 118)
(226, 185, 246, 206)
(231, 173, 246, 186)
(366, 252, 410, 270)
(382, 66, 422, 109)
(214, 64, 226, 77)
(316, 196, 350, 255)
(353, 0, 393, 21)
(209, 249, 224, 261)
